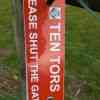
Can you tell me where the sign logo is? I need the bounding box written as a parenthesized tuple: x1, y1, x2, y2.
(49, 7, 61, 19)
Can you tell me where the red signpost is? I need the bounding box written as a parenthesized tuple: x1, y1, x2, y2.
(23, 0, 64, 99)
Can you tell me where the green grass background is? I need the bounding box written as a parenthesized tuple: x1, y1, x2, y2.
(0, 0, 20, 100)
(1, 0, 100, 99)
(66, 5, 100, 100)
(0, 0, 19, 72)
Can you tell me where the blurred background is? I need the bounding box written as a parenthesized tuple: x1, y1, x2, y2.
(66, 0, 100, 100)
(1, 0, 100, 100)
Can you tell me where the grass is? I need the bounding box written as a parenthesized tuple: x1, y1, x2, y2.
(66, 5, 100, 100)
(0, 0, 20, 99)
(0, 96, 18, 100)
(0, 0, 19, 70)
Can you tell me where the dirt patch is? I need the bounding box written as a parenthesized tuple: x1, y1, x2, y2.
(0, 66, 19, 96)
(65, 77, 87, 100)
(0, 48, 12, 58)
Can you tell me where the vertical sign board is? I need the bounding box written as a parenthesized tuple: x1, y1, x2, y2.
(23, 0, 64, 99)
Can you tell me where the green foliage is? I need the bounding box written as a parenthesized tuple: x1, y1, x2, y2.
(0, 0, 20, 99)
(66, 5, 100, 100)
